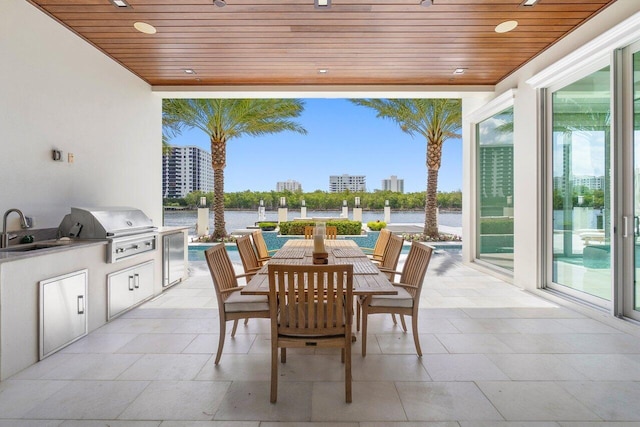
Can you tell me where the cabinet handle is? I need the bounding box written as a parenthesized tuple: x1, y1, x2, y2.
(134, 273, 140, 289)
(77, 295, 85, 314)
(128, 275, 134, 291)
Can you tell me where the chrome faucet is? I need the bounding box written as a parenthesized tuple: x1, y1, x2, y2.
(1, 209, 31, 249)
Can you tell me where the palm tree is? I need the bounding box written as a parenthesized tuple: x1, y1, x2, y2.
(162, 108, 184, 155)
(350, 99, 461, 237)
(163, 99, 307, 239)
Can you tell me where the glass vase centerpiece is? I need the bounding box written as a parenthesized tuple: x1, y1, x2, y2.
(312, 221, 328, 264)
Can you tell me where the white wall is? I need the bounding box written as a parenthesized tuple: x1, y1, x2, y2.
(0, 0, 162, 232)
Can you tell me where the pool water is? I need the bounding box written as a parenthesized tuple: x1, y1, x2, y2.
(188, 242, 461, 262)
(189, 244, 242, 263)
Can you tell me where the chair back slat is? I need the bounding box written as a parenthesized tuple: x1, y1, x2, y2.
(269, 264, 353, 336)
(304, 226, 314, 239)
(236, 234, 261, 273)
(304, 225, 337, 240)
(399, 242, 433, 299)
(380, 233, 404, 279)
(252, 230, 271, 261)
(372, 229, 391, 262)
(204, 244, 238, 303)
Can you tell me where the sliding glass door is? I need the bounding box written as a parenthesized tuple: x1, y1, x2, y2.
(624, 45, 640, 320)
(633, 49, 640, 314)
(477, 106, 514, 271)
(549, 65, 612, 305)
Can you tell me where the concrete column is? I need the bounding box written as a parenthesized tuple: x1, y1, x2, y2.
(300, 206, 307, 218)
(196, 207, 209, 237)
(384, 206, 391, 223)
(278, 208, 288, 223)
(353, 207, 362, 222)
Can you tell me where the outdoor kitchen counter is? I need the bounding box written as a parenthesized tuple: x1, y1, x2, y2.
(0, 239, 106, 264)
(0, 227, 189, 381)
(0, 238, 164, 381)
(0, 224, 189, 263)
(157, 225, 189, 233)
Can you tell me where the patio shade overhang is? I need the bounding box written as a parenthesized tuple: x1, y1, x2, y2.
(26, 0, 616, 88)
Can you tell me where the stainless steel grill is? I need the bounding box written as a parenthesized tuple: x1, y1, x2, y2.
(57, 207, 157, 263)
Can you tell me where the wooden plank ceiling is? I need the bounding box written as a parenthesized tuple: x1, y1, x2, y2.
(28, 0, 616, 87)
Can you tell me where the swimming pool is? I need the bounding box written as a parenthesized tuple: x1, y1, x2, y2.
(189, 244, 242, 263)
(188, 242, 461, 262)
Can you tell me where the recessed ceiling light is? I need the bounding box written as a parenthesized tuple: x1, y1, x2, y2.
(134, 22, 157, 34)
(521, 0, 539, 6)
(213, 0, 226, 7)
(109, 0, 131, 8)
(315, 0, 331, 9)
(420, 0, 433, 6)
(183, 68, 196, 74)
(453, 68, 467, 75)
(318, 69, 328, 74)
(495, 20, 518, 33)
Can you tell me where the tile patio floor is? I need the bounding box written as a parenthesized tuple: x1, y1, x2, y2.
(2, 251, 640, 426)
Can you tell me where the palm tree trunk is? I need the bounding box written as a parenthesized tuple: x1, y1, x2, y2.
(212, 167, 227, 239)
(424, 168, 439, 237)
(211, 137, 227, 239)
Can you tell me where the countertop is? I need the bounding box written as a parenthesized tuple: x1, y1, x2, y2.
(0, 239, 107, 264)
(0, 227, 188, 264)
(157, 226, 189, 234)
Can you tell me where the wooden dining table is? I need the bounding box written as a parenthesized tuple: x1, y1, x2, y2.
(241, 239, 398, 296)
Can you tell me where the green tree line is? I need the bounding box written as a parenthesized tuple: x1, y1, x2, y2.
(552, 187, 605, 210)
(165, 190, 462, 211)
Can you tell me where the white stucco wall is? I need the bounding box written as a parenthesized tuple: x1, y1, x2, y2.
(0, 0, 162, 231)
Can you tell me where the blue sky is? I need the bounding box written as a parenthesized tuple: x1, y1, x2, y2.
(167, 98, 462, 193)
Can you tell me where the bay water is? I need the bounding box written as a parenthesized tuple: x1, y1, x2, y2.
(164, 209, 462, 236)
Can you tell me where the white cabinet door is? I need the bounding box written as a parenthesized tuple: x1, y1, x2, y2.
(40, 269, 88, 359)
(107, 268, 136, 320)
(108, 260, 155, 320)
(134, 261, 154, 302)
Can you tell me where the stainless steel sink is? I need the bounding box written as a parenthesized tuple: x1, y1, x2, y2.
(0, 241, 72, 252)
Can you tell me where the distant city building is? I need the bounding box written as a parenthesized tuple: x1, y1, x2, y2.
(163, 145, 214, 198)
(553, 175, 605, 194)
(329, 174, 367, 193)
(276, 179, 302, 192)
(381, 175, 404, 193)
(572, 175, 605, 191)
(478, 144, 514, 199)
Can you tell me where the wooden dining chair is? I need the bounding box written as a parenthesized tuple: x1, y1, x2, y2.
(303, 225, 338, 240)
(356, 233, 404, 331)
(205, 244, 270, 364)
(252, 230, 276, 266)
(362, 229, 391, 264)
(268, 263, 354, 403)
(377, 233, 404, 281)
(326, 226, 338, 240)
(358, 241, 433, 357)
(236, 234, 262, 279)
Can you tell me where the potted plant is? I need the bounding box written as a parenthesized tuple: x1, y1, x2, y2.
(258, 222, 277, 231)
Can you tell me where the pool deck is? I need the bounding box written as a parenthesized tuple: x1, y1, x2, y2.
(7, 249, 640, 424)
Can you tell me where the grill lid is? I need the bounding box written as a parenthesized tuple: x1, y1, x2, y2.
(58, 206, 156, 239)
